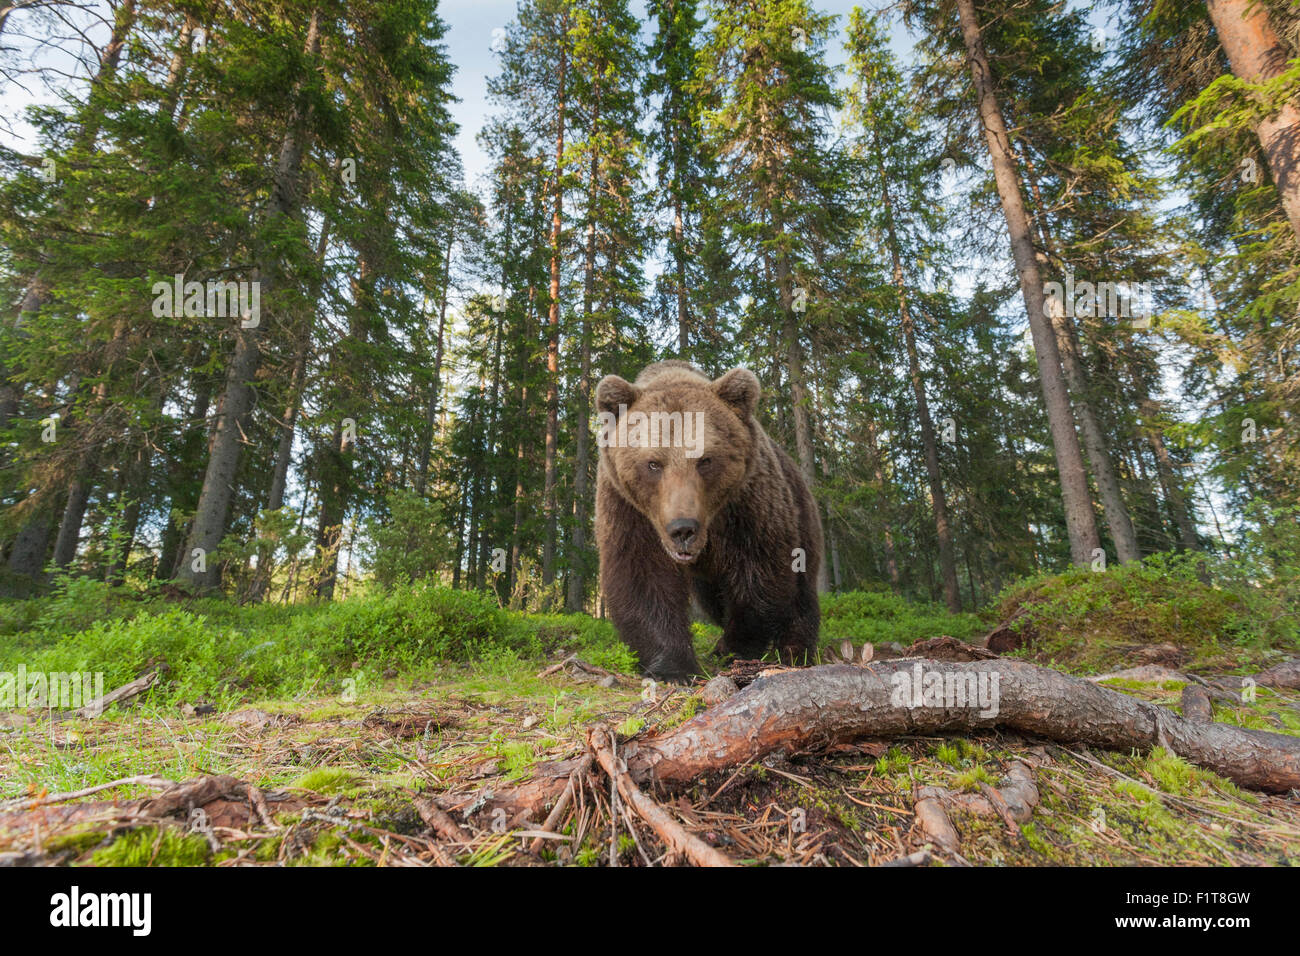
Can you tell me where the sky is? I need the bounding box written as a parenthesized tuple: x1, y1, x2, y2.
(436, 0, 919, 194)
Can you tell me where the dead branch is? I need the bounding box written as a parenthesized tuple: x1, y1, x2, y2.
(0, 773, 174, 812)
(61, 670, 158, 720)
(527, 753, 593, 855)
(1254, 658, 1300, 690)
(471, 660, 1300, 823)
(414, 796, 473, 845)
(587, 727, 734, 867)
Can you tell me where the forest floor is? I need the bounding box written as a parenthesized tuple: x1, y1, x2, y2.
(2, 566, 1299, 866)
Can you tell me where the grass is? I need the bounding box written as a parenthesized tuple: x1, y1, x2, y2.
(0, 559, 1297, 866)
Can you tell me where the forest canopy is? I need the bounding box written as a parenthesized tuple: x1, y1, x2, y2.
(0, 0, 1297, 614)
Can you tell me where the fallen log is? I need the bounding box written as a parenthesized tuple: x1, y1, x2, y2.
(1181, 685, 1214, 723)
(1253, 658, 1300, 690)
(467, 660, 1300, 821)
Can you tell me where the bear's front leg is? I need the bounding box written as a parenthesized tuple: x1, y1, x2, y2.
(715, 573, 820, 667)
(599, 492, 700, 682)
(715, 602, 781, 662)
(776, 575, 821, 666)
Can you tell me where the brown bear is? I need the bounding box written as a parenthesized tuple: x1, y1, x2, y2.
(594, 360, 822, 681)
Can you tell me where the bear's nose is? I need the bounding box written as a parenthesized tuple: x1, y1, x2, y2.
(666, 518, 699, 549)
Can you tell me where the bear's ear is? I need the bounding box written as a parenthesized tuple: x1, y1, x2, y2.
(713, 367, 760, 420)
(596, 374, 640, 417)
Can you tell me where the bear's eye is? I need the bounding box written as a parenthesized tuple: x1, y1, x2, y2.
(697, 457, 712, 469)
(646, 460, 663, 473)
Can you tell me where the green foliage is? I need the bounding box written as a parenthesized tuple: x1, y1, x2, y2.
(0, 583, 524, 706)
(992, 550, 1295, 651)
(364, 490, 451, 589)
(820, 589, 984, 646)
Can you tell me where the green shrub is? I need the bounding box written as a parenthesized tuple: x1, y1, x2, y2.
(820, 589, 983, 646)
(989, 551, 1288, 649)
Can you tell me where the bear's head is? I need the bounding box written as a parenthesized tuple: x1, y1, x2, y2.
(595, 365, 760, 565)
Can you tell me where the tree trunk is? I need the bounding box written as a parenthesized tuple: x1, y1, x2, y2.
(541, 41, 567, 602)
(775, 251, 823, 593)
(416, 221, 455, 496)
(1205, 0, 1300, 239)
(5, 505, 55, 585)
(176, 9, 322, 590)
(1020, 148, 1141, 564)
(864, 418, 900, 588)
(875, 139, 960, 611)
(1140, 400, 1200, 553)
(312, 420, 346, 600)
(955, 0, 1101, 566)
(568, 136, 598, 612)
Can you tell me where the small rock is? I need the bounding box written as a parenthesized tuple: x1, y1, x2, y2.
(521, 715, 540, 730)
(597, 675, 616, 688)
(701, 675, 739, 706)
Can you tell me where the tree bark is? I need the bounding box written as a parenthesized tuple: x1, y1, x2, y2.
(1205, 0, 1300, 239)
(568, 125, 599, 613)
(1020, 148, 1141, 564)
(541, 40, 567, 601)
(416, 220, 455, 497)
(1140, 399, 1200, 553)
(864, 418, 900, 588)
(469, 660, 1300, 826)
(875, 136, 960, 610)
(955, 0, 1101, 566)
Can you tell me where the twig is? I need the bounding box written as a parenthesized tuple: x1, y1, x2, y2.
(0, 773, 174, 812)
(527, 753, 593, 855)
(414, 796, 473, 845)
(588, 727, 734, 867)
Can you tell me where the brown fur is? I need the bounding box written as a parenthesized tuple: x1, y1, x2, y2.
(594, 361, 822, 681)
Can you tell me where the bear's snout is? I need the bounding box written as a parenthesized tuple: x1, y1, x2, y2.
(666, 517, 700, 549)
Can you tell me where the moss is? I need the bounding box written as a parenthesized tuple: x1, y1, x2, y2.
(498, 740, 541, 780)
(616, 716, 646, 738)
(44, 827, 109, 857)
(1019, 821, 1052, 858)
(89, 827, 211, 867)
(952, 766, 997, 792)
(289, 766, 362, 795)
(1144, 748, 1198, 795)
(875, 745, 912, 776)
